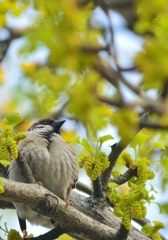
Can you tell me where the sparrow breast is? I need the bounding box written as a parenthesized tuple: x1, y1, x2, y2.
(8, 120, 78, 227)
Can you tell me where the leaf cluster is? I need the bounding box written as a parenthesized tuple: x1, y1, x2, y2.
(0, 113, 26, 167)
(142, 221, 165, 240)
(76, 135, 113, 181)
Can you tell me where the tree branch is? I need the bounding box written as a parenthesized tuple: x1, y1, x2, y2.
(98, 95, 167, 115)
(76, 181, 92, 195)
(0, 190, 164, 240)
(0, 199, 14, 209)
(92, 177, 104, 198)
(81, 45, 109, 53)
(0, 178, 150, 240)
(0, 178, 118, 240)
(94, 59, 140, 95)
(139, 120, 168, 130)
(101, 142, 125, 192)
(0, 164, 8, 178)
(110, 168, 137, 185)
(115, 224, 129, 240)
(29, 225, 66, 240)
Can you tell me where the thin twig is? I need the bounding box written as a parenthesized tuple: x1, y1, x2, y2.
(117, 66, 136, 72)
(94, 60, 120, 89)
(81, 45, 109, 53)
(76, 181, 92, 195)
(0, 27, 23, 62)
(94, 59, 140, 95)
(109, 169, 137, 185)
(29, 225, 66, 240)
(98, 94, 167, 115)
(97, 96, 125, 108)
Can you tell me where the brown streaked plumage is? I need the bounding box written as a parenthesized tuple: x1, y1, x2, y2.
(9, 118, 78, 236)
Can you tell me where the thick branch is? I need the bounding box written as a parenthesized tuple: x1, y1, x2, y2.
(101, 142, 125, 192)
(139, 120, 168, 130)
(70, 192, 149, 240)
(0, 164, 8, 178)
(0, 199, 14, 209)
(160, 81, 168, 100)
(116, 224, 129, 240)
(1, 178, 118, 240)
(0, 190, 162, 240)
(1, 178, 151, 240)
(92, 177, 104, 198)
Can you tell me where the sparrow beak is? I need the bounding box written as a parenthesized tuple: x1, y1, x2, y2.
(52, 120, 66, 134)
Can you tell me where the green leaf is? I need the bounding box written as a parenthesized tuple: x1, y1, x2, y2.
(135, 133, 149, 145)
(0, 160, 10, 167)
(72, 136, 81, 144)
(151, 142, 165, 150)
(141, 224, 151, 235)
(4, 113, 23, 127)
(108, 182, 118, 189)
(59, 233, 74, 240)
(111, 169, 120, 178)
(160, 203, 168, 214)
(130, 133, 148, 149)
(152, 221, 165, 229)
(99, 135, 114, 144)
(149, 184, 158, 194)
(159, 158, 168, 172)
(81, 138, 95, 154)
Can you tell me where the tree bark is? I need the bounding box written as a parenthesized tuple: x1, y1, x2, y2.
(0, 178, 150, 240)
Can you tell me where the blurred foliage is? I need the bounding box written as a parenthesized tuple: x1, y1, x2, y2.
(134, 0, 167, 34)
(0, 0, 168, 238)
(0, 0, 29, 26)
(0, 68, 4, 84)
(0, 0, 114, 138)
(0, 216, 24, 240)
(134, 0, 168, 93)
(141, 221, 165, 240)
(111, 109, 139, 145)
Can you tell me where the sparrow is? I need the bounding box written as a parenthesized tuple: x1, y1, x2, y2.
(8, 118, 78, 236)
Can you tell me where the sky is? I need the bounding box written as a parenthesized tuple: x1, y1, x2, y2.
(0, 4, 167, 239)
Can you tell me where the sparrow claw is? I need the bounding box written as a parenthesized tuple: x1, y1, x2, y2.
(25, 234, 34, 239)
(34, 175, 43, 186)
(63, 199, 73, 206)
(37, 181, 43, 186)
(22, 229, 27, 239)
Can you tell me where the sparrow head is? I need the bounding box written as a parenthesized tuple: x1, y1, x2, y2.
(28, 118, 66, 135)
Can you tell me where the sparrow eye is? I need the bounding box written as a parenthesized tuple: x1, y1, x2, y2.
(43, 122, 48, 125)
